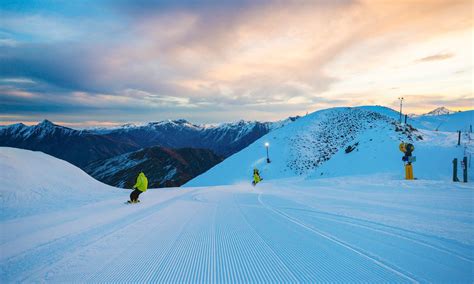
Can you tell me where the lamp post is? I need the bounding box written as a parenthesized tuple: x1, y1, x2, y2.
(398, 97, 404, 123)
(265, 142, 271, 163)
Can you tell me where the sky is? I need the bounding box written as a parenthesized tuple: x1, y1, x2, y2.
(0, 0, 473, 127)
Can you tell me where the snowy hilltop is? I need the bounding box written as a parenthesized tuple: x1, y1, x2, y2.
(186, 106, 473, 187)
(0, 148, 121, 219)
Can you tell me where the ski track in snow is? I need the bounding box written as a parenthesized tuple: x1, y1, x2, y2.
(2, 181, 473, 283)
(276, 205, 474, 264)
(257, 193, 419, 283)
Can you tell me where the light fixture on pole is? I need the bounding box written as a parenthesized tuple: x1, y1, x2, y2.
(398, 97, 404, 123)
(265, 142, 271, 163)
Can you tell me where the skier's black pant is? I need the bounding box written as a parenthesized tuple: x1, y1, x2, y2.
(130, 189, 142, 202)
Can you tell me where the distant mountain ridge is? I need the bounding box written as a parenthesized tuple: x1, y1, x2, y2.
(87, 117, 299, 157)
(0, 120, 139, 167)
(0, 117, 296, 166)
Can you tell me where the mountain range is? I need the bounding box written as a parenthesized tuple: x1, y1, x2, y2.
(89, 118, 298, 157)
(0, 117, 299, 187)
(0, 120, 138, 167)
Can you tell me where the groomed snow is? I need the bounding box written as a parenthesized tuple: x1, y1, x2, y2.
(1, 147, 473, 282)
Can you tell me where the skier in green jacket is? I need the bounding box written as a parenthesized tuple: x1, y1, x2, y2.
(252, 168, 262, 186)
(129, 172, 148, 203)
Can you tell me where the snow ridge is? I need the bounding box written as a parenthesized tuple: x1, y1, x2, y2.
(0, 120, 79, 140)
(288, 109, 394, 175)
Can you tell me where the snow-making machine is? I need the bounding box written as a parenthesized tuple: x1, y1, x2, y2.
(399, 142, 416, 180)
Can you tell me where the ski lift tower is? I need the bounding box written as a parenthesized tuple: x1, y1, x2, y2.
(398, 97, 404, 124)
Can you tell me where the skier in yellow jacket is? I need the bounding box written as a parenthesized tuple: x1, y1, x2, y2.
(252, 168, 262, 186)
(129, 172, 148, 203)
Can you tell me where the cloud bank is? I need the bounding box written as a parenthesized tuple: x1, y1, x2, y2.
(0, 0, 472, 126)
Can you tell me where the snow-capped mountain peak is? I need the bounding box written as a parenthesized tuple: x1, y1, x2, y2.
(27, 119, 77, 139)
(424, 107, 453, 116)
(144, 119, 200, 130)
(4, 122, 26, 131)
(37, 119, 55, 127)
(0, 119, 67, 139)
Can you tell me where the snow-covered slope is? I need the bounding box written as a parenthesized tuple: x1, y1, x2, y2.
(1, 148, 472, 282)
(186, 107, 473, 187)
(360, 106, 473, 132)
(359, 105, 402, 120)
(0, 148, 121, 219)
(411, 110, 473, 132)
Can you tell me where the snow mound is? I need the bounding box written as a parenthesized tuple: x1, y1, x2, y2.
(286, 108, 399, 175)
(0, 147, 119, 219)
